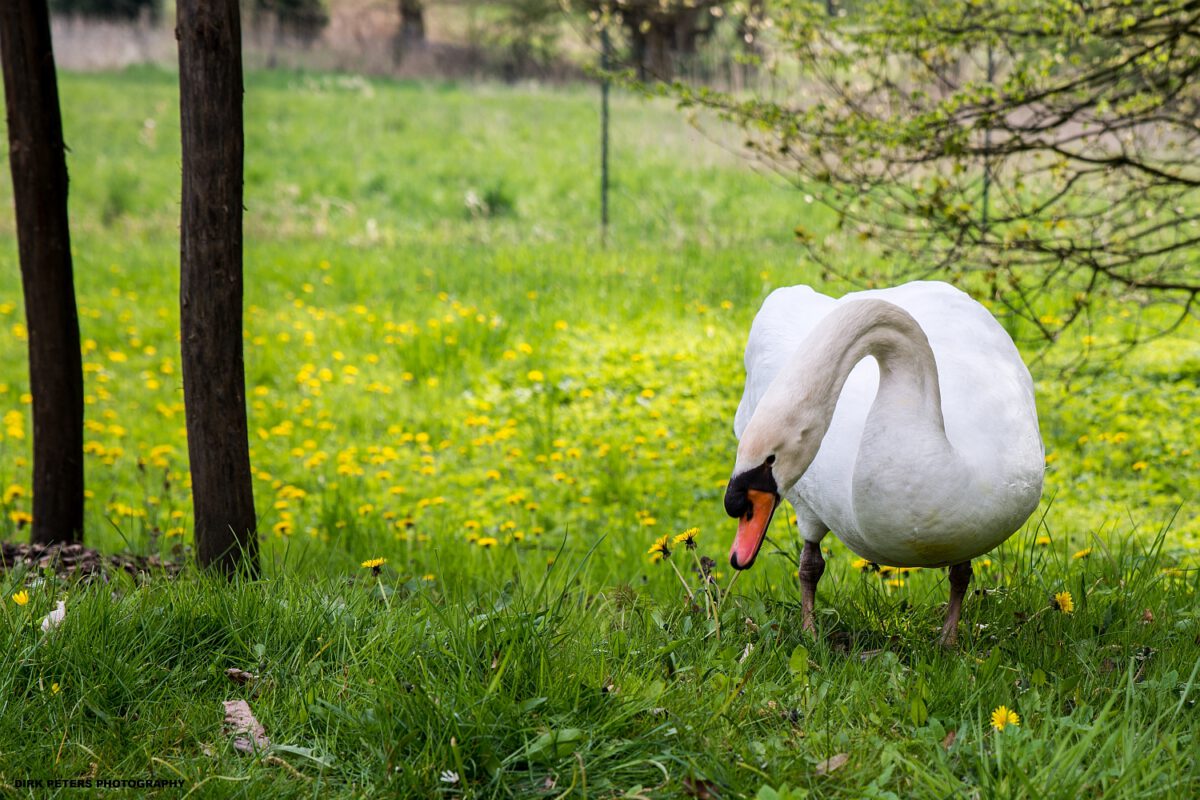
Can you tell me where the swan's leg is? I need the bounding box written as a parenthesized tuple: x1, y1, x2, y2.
(791, 500, 829, 636)
(799, 540, 825, 636)
(938, 561, 973, 648)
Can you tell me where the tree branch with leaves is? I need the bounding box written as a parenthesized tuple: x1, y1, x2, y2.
(660, 0, 1200, 350)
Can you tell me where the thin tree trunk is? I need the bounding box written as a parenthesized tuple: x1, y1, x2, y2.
(394, 0, 426, 66)
(399, 0, 425, 43)
(0, 0, 85, 545)
(176, 0, 259, 578)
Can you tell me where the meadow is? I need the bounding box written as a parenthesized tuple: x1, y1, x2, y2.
(0, 68, 1198, 798)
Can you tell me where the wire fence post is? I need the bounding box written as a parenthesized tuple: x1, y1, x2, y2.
(981, 41, 994, 240)
(600, 26, 611, 246)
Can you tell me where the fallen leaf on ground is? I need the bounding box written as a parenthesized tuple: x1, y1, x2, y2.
(40, 600, 66, 632)
(225, 668, 259, 685)
(223, 699, 270, 754)
(815, 753, 849, 776)
(941, 730, 957, 750)
(682, 775, 720, 798)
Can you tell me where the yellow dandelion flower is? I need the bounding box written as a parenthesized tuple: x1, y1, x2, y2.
(361, 557, 386, 569)
(1072, 547, 1092, 560)
(477, 537, 498, 548)
(527, 370, 545, 382)
(850, 557, 874, 572)
(990, 705, 1020, 731)
(1054, 590, 1074, 614)
(1131, 461, 1148, 472)
(1035, 535, 1051, 546)
(672, 528, 699, 549)
(12, 590, 29, 606)
(647, 534, 671, 561)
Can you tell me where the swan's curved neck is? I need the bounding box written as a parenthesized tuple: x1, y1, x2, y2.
(740, 299, 955, 479)
(804, 299, 946, 438)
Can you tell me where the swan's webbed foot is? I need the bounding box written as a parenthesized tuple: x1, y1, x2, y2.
(799, 540, 825, 636)
(938, 561, 973, 648)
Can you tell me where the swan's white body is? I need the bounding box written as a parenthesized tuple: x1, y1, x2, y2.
(733, 281, 1043, 568)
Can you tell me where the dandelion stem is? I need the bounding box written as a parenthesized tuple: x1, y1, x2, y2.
(689, 549, 722, 640)
(377, 578, 391, 612)
(718, 568, 741, 617)
(667, 558, 695, 603)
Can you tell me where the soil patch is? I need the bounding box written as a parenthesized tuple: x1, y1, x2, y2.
(1, 541, 184, 581)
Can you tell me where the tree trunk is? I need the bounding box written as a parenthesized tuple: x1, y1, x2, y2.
(399, 0, 425, 43)
(394, 0, 426, 66)
(176, 0, 259, 578)
(0, 0, 85, 545)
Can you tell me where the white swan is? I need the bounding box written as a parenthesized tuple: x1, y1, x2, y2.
(724, 281, 1043, 646)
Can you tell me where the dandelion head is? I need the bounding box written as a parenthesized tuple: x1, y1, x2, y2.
(1072, 547, 1092, 560)
(12, 590, 29, 606)
(1053, 590, 1074, 614)
(647, 534, 671, 561)
(672, 527, 699, 549)
(990, 705, 1020, 731)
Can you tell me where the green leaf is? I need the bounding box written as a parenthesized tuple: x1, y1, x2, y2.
(910, 696, 929, 727)
(526, 728, 586, 762)
(788, 644, 809, 684)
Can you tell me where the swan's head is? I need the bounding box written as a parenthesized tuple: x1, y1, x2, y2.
(725, 399, 826, 570)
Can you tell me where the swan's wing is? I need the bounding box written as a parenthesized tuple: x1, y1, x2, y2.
(734, 285, 837, 439)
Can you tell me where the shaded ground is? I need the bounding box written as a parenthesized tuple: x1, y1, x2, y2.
(0, 541, 183, 581)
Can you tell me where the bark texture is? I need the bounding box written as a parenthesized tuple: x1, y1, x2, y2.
(0, 0, 85, 545)
(177, 0, 259, 577)
(399, 0, 425, 43)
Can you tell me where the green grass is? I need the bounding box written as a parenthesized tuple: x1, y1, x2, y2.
(0, 67, 1198, 798)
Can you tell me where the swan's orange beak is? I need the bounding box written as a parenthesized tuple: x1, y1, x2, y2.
(729, 489, 779, 570)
